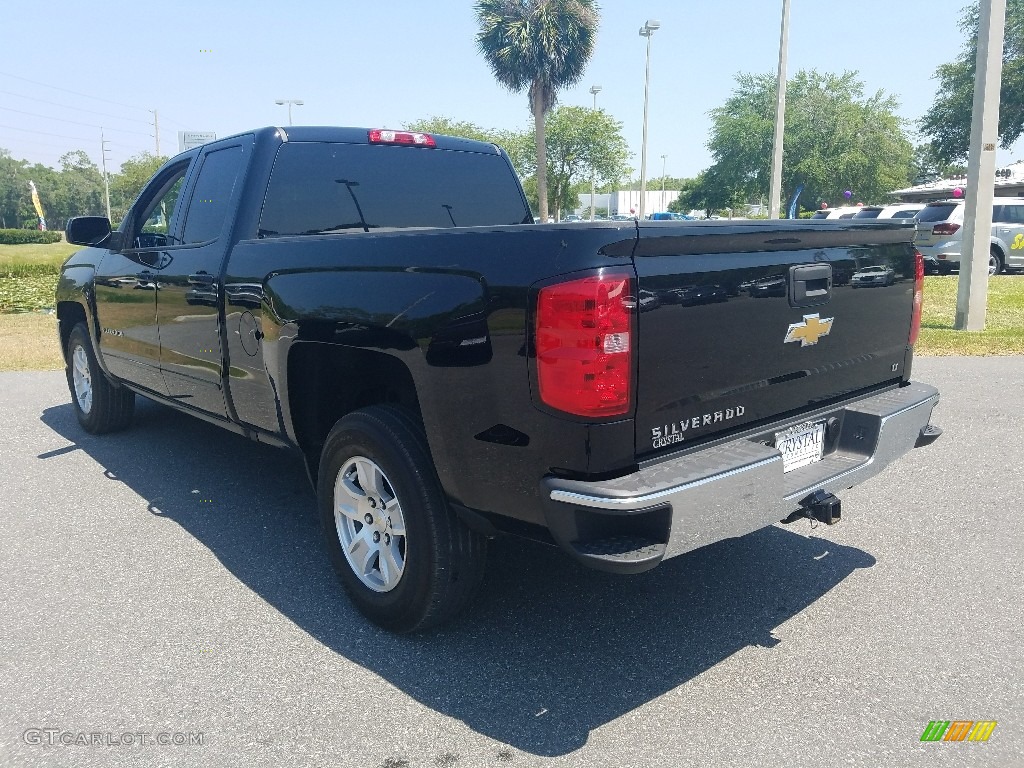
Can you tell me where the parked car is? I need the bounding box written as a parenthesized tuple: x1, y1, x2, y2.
(913, 197, 1024, 275)
(810, 206, 861, 220)
(852, 203, 923, 220)
(649, 212, 694, 221)
(851, 265, 896, 288)
(748, 274, 787, 297)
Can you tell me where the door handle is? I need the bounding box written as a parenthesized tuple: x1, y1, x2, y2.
(189, 272, 215, 285)
(789, 263, 832, 308)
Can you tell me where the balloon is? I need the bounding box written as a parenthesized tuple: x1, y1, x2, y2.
(844, 190, 852, 199)
(821, 202, 829, 209)
(952, 187, 964, 198)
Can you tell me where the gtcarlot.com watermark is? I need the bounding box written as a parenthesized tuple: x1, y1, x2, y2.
(23, 728, 205, 747)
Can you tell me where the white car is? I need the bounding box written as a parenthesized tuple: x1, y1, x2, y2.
(810, 206, 861, 219)
(851, 265, 896, 288)
(852, 203, 923, 220)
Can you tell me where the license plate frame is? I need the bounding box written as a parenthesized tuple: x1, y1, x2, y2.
(775, 420, 826, 473)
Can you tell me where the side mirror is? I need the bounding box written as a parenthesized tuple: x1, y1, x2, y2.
(65, 216, 112, 246)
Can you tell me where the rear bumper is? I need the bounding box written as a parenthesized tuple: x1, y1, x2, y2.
(541, 382, 940, 574)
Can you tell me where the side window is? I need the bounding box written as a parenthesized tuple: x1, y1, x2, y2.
(1007, 205, 1024, 224)
(133, 165, 189, 248)
(181, 146, 244, 244)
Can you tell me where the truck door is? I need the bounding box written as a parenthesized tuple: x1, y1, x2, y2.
(93, 159, 191, 394)
(155, 138, 249, 417)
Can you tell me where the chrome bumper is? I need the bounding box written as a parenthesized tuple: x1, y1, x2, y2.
(542, 382, 940, 571)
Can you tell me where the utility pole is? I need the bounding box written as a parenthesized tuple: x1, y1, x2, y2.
(768, 0, 791, 219)
(956, 0, 1007, 330)
(100, 129, 112, 221)
(151, 109, 160, 156)
(589, 85, 602, 221)
(661, 154, 667, 212)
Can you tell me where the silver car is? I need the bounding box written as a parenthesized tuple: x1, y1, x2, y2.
(914, 197, 1024, 275)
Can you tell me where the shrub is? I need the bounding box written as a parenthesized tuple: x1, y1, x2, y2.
(0, 229, 64, 245)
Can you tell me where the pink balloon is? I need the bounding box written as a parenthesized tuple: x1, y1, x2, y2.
(952, 187, 964, 198)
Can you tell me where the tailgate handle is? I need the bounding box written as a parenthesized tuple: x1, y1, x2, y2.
(789, 264, 832, 308)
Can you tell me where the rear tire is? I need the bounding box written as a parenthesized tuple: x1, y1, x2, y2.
(65, 322, 135, 434)
(317, 405, 486, 632)
(990, 247, 1004, 276)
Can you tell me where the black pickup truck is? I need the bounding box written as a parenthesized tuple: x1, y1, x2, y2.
(58, 126, 941, 631)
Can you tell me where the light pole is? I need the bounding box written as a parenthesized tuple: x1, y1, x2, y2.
(638, 19, 661, 220)
(589, 85, 602, 221)
(768, 0, 791, 219)
(660, 154, 667, 212)
(275, 99, 304, 126)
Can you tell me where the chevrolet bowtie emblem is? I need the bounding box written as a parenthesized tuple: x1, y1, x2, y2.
(784, 314, 834, 347)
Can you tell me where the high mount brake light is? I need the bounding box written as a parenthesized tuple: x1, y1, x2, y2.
(931, 222, 961, 236)
(368, 129, 437, 148)
(535, 270, 634, 418)
(910, 250, 924, 346)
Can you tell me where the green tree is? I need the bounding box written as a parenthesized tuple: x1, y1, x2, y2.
(702, 70, 913, 212)
(514, 105, 631, 218)
(0, 150, 29, 229)
(474, 0, 599, 223)
(109, 152, 167, 223)
(920, 0, 1024, 163)
(403, 116, 533, 173)
(910, 142, 968, 185)
(51, 151, 105, 227)
(670, 169, 744, 218)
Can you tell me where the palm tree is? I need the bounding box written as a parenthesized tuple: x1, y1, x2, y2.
(474, 0, 600, 222)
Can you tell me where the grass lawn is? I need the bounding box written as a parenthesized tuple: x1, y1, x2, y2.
(0, 241, 1023, 371)
(917, 275, 1024, 355)
(0, 313, 63, 371)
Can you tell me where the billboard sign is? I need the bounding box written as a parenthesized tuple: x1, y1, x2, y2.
(178, 131, 217, 152)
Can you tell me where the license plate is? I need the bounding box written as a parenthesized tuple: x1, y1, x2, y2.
(775, 421, 826, 473)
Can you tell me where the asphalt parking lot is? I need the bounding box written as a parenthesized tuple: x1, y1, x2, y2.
(0, 358, 1021, 768)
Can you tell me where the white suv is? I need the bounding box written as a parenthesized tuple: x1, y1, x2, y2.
(913, 198, 1024, 275)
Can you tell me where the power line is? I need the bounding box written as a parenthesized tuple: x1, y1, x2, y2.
(0, 123, 141, 150)
(0, 89, 153, 126)
(0, 70, 151, 113)
(0, 106, 152, 137)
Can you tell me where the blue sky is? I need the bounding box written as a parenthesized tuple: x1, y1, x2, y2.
(0, 0, 992, 179)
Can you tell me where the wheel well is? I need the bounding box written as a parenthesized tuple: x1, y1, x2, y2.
(286, 343, 423, 483)
(56, 301, 88, 365)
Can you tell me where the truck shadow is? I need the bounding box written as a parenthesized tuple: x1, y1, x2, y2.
(40, 398, 876, 758)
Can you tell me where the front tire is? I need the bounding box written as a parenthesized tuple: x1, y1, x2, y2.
(65, 322, 135, 434)
(318, 405, 486, 632)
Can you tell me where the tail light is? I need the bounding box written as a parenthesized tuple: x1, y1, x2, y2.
(535, 270, 634, 418)
(368, 129, 436, 147)
(910, 250, 924, 345)
(932, 222, 960, 236)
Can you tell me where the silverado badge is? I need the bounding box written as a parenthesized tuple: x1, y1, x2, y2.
(784, 314, 833, 347)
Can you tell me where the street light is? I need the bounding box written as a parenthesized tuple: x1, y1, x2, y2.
(660, 154, 667, 213)
(638, 19, 661, 220)
(589, 85, 602, 221)
(275, 99, 304, 126)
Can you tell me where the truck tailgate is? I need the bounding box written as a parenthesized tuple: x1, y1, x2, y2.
(633, 221, 918, 458)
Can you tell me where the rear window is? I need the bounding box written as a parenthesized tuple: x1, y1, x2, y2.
(258, 142, 531, 237)
(916, 203, 958, 223)
(811, 211, 830, 219)
(891, 210, 919, 218)
(852, 209, 882, 219)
